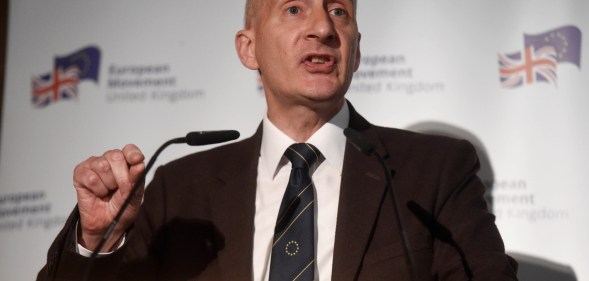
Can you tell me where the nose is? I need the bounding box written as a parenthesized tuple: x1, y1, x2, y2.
(305, 8, 336, 43)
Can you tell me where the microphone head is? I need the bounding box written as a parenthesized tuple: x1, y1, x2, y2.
(185, 130, 240, 146)
(343, 128, 375, 156)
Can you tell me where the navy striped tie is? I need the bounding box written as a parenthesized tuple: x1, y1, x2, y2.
(269, 143, 321, 281)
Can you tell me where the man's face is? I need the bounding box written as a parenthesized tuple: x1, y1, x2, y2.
(239, 0, 361, 109)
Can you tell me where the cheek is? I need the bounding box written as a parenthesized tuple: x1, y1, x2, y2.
(352, 48, 360, 70)
(258, 34, 289, 63)
(346, 37, 361, 69)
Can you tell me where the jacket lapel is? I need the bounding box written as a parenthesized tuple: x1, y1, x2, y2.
(332, 103, 394, 280)
(208, 125, 263, 281)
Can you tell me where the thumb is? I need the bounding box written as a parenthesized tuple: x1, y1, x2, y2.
(113, 162, 145, 207)
(129, 162, 146, 186)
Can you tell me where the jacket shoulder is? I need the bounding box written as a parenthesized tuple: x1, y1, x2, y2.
(374, 126, 475, 154)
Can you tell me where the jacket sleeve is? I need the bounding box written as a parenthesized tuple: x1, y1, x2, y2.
(36, 206, 125, 281)
(430, 140, 518, 280)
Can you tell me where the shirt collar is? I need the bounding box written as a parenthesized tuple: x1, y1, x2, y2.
(260, 103, 350, 179)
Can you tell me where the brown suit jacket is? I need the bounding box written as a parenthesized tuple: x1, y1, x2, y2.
(38, 104, 518, 280)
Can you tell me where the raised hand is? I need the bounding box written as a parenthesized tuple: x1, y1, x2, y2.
(73, 144, 145, 252)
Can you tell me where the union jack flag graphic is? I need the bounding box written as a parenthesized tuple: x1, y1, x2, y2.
(32, 46, 100, 108)
(32, 66, 81, 107)
(498, 25, 581, 89)
(499, 46, 558, 88)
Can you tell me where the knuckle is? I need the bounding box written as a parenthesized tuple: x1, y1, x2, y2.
(123, 144, 144, 162)
(123, 143, 138, 151)
(104, 149, 125, 161)
(86, 173, 100, 186)
(74, 170, 98, 190)
(74, 156, 94, 173)
(73, 163, 84, 175)
(95, 158, 111, 172)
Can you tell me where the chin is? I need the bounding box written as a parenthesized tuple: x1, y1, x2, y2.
(303, 90, 346, 107)
(302, 80, 343, 96)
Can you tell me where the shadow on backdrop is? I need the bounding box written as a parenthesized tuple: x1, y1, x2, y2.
(510, 252, 577, 281)
(406, 121, 577, 281)
(406, 121, 495, 212)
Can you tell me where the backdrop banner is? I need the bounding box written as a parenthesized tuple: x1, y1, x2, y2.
(1, 1, 587, 280)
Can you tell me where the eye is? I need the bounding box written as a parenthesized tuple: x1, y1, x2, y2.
(329, 7, 348, 17)
(287, 6, 301, 15)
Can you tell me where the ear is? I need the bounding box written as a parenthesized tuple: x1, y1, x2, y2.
(235, 29, 259, 70)
(354, 33, 362, 71)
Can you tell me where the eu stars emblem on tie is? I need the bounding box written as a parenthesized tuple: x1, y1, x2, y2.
(269, 143, 321, 281)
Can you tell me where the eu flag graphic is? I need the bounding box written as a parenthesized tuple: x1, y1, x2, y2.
(499, 26, 582, 89)
(524, 26, 582, 68)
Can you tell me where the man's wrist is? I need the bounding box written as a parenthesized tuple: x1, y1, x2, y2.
(75, 221, 126, 257)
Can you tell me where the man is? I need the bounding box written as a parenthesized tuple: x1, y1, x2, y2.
(38, 0, 518, 280)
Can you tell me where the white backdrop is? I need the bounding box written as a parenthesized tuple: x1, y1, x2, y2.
(1, 1, 587, 280)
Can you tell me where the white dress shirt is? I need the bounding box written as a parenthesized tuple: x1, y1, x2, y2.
(253, 103, 349, 281)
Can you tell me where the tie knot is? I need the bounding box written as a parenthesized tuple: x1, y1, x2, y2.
(285, 143, 321, 169)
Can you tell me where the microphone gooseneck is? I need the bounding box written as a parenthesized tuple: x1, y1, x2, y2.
(82, 130, 239, 281)
(407, 201, 473, 281)
(342, 128, 375, 156)
(343, 128, 416, 281)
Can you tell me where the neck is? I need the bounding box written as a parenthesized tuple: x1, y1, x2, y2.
(267, 99, 344, 142)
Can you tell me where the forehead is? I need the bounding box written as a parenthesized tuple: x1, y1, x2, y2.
(245, 0, 357, 27)
(256, 0, 356, 10)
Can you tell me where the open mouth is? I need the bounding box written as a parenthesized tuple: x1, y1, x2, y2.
(310, 56, 327, 64)
(306, 55, 332, 65)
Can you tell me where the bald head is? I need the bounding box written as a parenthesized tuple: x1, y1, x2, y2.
(244, 0, 260, 29)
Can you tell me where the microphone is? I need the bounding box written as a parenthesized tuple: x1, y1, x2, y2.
(83, 130, 239, 280)
(343, 128, 416, 281)
(185, 130, 241, 146)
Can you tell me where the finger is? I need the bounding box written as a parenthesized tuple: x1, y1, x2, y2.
(73, 158, 111, 198)
(86, 145, 143, 193)
(88, 156, 118, 191)
(122, 144, 145, 166)
(126, 162, 146, 210)
(122, 144, 146, 193)
(128, 161, 146, 188)
(103, 149, 134, 194)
